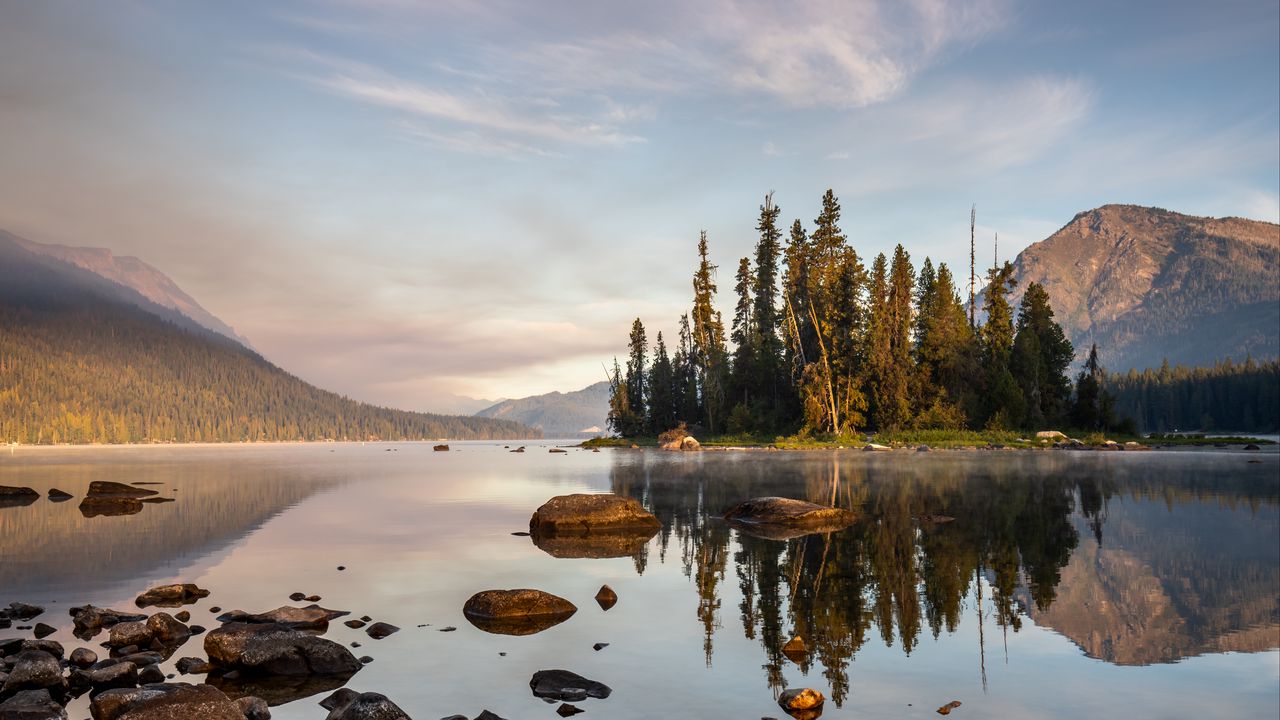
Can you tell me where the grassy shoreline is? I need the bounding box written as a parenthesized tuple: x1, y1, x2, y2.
(582, 430, 1275, 450)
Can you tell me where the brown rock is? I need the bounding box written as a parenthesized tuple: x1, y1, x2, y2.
(594, 585, 618, 611)
(214, 605, 348, 630)
(779, 687, 824, 716)
(723, 498, 856, 539)
(90, 682, 244, 720)
(529, 494, 660, 534)
(463, 589, 577, 636)
(134, 584, 210, 609)
(937, 700, 962, 715)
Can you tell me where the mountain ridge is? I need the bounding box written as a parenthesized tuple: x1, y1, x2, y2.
(475, 381, 611, 438)
(1007, 204, 1279, 372)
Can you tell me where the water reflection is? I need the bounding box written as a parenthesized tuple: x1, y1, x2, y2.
(610, 451, 1279, 706)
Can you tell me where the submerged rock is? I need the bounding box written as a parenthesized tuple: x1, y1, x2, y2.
(235, 696, 271, 720)
(89, 682, 244, 720)
(78, 498, 144, 518)
(319, 689, 410, 720)
(529, 669, 611, 702)
(70, 606, 147, 639)
(723, 497, 856, 540)
(3, 603, 45, 621)
(86, 482, 158, 499)
(46, 489, 74, 502)
(134, 584, 210, 609)
(463, 590, 577, 636)
(214, 606, 347, 630)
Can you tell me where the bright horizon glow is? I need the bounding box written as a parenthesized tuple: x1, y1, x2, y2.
(1, 1, 1276, 412)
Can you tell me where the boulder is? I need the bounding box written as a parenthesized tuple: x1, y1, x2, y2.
(529, 494, 660, 535)
(214, 606, 347, 630)
(203, 623, 361, 677)
(937, 700, 962, 715)
(363, 623, 398, 640)
(3, 604, 44, 622)
(529, 670, 611, 702)
(319, 689, 410, 720)
(46, 489, 73, 503)
(145, 614, 190, 646)
(778, 688, 824, 716)
(433, 445, 449, 452)
(134, 584, 209, 609)
(105, 623, 153, 650)
(86, 482, 157, 499)
(463, 590, 577, 636)
(1, 651, 64, 696)
(660, 436, 701, 451)
(19, 640, 62, 660)
(723, 498, 856, 539)
(1035, 430, 1068, 440)
(234, 696, 270, 720)
(89, 683, 243, 720)
(0, 486, 39, 509)
(174, 658, 212, 676)
(69, 648, 98, 668)
(782, 635, 807, 662)
(75, 662, 138, 692)
(862, 443, 892, 451)
(1244, 443, 1261, 451)
(593, 585, 617, 611)
(0, 689, 67, 720)
(70, 607, 147, 639)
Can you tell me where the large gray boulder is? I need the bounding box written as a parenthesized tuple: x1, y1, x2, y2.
(204, 623, 361, 677)
(319, 689, 411, 719)
(0, 689, 67, 720)
(1, 651, 65, 696)
(89, 683, 243, 720)
(462, 590, 577, 636)
(723, 497, 856, 539)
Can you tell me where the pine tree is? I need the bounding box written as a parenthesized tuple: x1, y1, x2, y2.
(751, 193, 786, 427)
(879, 244, 915, 430)
(1011, 282, 1075, 427)
(981, 261, 1022, 427)
(647, 332, 678, 434)
(864, 253, 893, 429)
(675, 314, 700, 424)
(691, 231, 728, 432)
(730, 256, 756, 415)
(623, 318, 649, 435)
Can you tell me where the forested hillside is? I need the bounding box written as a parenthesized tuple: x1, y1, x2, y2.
(0, 236, 536, 444)
(1107, 358, 1279, 433)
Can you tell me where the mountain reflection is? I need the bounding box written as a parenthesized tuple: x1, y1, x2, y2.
(610, 451, 1279, 705)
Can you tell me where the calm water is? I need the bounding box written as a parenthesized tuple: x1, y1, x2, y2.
(2, 443, 1277, 719)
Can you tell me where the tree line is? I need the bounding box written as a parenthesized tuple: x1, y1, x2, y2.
(1107, 357, 1279, 433)
(608, 190, 1116, 438)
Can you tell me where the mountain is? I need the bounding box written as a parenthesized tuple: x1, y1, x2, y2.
(0, 231, 537, 443)
(475, 381, 611, 438)
(1007, 205, 1279, 372)
(2, 229, 252, 347)
(426, 393, 504, 416)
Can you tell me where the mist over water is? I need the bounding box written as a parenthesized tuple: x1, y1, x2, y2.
(1, 443, 1276, 719)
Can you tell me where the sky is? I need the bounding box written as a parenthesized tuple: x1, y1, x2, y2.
(1, 0, 1277, 413)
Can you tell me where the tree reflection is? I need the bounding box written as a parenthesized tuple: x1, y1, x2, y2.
(609, 451, 1278, 706)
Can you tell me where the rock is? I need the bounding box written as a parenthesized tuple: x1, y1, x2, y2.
(512, 446, 525, 453)
(556, 704, 584, 717)
(723, 498, 856, 539)
(31, 625, 55, 640)
(343, 620, 366, 629)
(474, 712, 508, 720)
(3, 604, 44, 622)
(46, 489, 74, 502)
(437, 627, 456, 633)
(234, 696, 270, 720)
(862, 443, 892, 451)
(530, 494, 660, 536)
(591, 643, 608, 651)
(660, 436, 701, 451)
(145, 614, 190, 646)
(70, 648, 98, 668)
(20, 639, 63, 659)
(136, 666, 164, 685)
(79, 661, 138, 691)
(69, 607, 146, 639)
(529, 669, 611, 702)
(916, 445, 931, 452)
(215, 606, 348, 630)
(1035, 430, 1068, 440)
(318, 689, 410, 719)
(433, 444, 449, 451)
(1245, 443, 1261, 450)
(781, 635, 807, 661)
(89, 683, 244, 720)
(0, 689, 67, 720)
(778, 688, 824, 715)
(206, 671, 351, 707)
(594, 585, 617, 611)
(1, 651, 64, 695)
(0, 486, 40, 509)
(364, 623, 398, 640)
(203, 623, 362, 677)
(172, 612, 189, 624)
(549, 448, 567, 454)
(288, 594, 306, 602)
(79, 497, 146, 517)
(937, 700, 962, 715)
(463, 590, 577, 636)
(134, 584, 210, 609)
(174, 658, 212, 675)
(532, 531, 655, 559)
(105, 622, 153, 650)
(86, 482, 158, 499)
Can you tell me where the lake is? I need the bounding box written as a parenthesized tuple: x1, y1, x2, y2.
(2, 442, 1277, 719)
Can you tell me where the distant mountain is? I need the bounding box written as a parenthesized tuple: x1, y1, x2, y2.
(0, 232, 536, 443)
(475, 381, 611, 438)
(3, 229, 252, 347)
(1007, 205, 1279, 372)
(426, 393, 504, 416)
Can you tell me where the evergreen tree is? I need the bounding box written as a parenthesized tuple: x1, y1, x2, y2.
(606, 357, 630, 436)
(1011, 282, 1074, 427)
(864, 253, 893, 429)
(981, 261, 1022, 428)
(914, 263, 977, 427)
(675, 314, 700, 424)
(730, 256, 756, 417)
(623, 318, 649, 435)
(879, 244, 915, 430)
(647, 332, 678, 433)
(1072, 343, 1116, 431)
(692, 231, 728, 432)
(751, 193, 786, 427)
